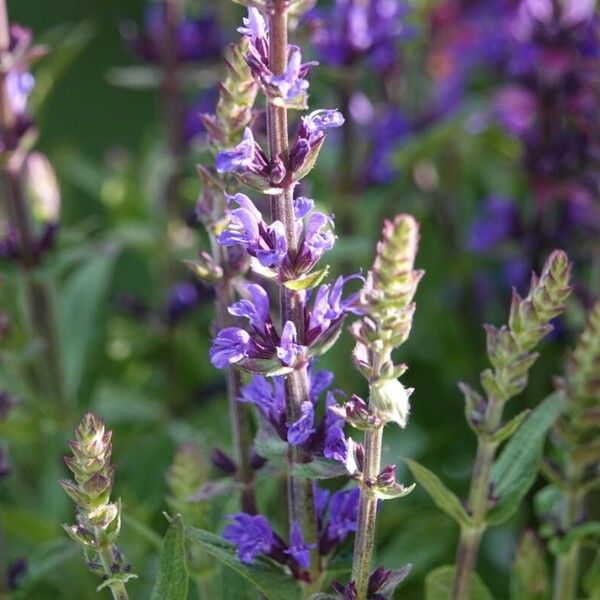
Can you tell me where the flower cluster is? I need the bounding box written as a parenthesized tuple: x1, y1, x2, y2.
(307, 0, 412, 74)
(59, 414, 136, 595)
(216, 109, 344, 192)
(240, 369, 353, 467)
(210, 275, 360, 374)
(332, 565, 411, 600)
(224, 484, 359, 570)
(494, 0, 600, 205)
(239, 8, 317, 109)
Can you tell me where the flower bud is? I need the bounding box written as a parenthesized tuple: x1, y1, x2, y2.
(371, 378, 412, 428)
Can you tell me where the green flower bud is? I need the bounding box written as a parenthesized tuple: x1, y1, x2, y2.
(60, 413, 135, 591)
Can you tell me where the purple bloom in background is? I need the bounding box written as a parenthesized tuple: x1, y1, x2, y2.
(223, 513, 275, 564)
(122, 4, 222, 64)
(6, 70, 34, 119)
(308, 0, 411, 73)
(184, 88, 218, 142)
(285, 522, 316, 569)
(327, 487, 360, 542)
(364, 107, 412, 185)
(468, 196, 521, 253)
(166, 281, 203, 324)
(287, 401, 315, 445)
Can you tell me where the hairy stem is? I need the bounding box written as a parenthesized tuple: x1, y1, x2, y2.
(266, 0, 319, 581)
(453, 397, 504, 600)
(351, 421, 383, 600)
(98, 543, 130, 600)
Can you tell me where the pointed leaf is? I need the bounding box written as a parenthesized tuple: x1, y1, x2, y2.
(490, 409, 530, 444)
(150, 515, 188, 600)
(284, 265, 330, 292)
(425, 565, 493, 600)
(403, 458, 473, 528)
(488, 392, 565, 525)
(185, 526, 301, 600)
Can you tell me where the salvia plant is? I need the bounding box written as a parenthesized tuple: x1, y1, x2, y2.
(2, 0, 600, 599)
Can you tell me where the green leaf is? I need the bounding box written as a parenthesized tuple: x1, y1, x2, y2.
(403, 458, 474, 528)
(372, 482, 416, 500)
(186, 526, 301, 600)
(489, 409, 530, 444)
(488, 392, 565, 525)
(510, 531, 550, 600)
(284, 265, 330, 291)
(151, 515, 188, 600)
(60, 248, 118, 403)
(292, 458, 348, 479)
(425, 565, 493, 600)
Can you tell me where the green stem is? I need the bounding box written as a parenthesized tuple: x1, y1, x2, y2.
(98, 544, 130, 600)
(266, 0, 319, 582)
(452, 398, 504, 600)
(351, 422, 383, 600)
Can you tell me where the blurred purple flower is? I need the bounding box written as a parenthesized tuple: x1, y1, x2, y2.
(287, 401, 316, 445)
(122, 5, 222, 64)
(308, 0, 412, 73)
(223, 513, 274, 564)
(468, 196, 521, 253)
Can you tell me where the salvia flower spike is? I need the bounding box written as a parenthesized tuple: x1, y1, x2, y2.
(547, 302, 600, 600)
(452, 249, 572, 599)
(60, 413, 135, 600)
(348, 215, 422, 600)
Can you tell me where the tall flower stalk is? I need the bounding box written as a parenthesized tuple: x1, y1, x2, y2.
(544, 302, 600, 600)
(207, 0, 350, 586)
(452, 250, 572, 599)
(348, 215, 422, 599)
(0, 0, 64, 411)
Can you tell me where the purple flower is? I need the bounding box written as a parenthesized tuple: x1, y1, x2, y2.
(223, 513, 274, 564)
(241, 375, 286, 418)
(277, 321, 306, 367)
(307, 275, 362, 341)
(6, 70, 34, 118)
(219, 193, 288, 269)
(284, 522, 315, 569)
(468, 196, 521, 253)
(287, 401, 315, 445)
(209, 327, 253, 368)
(326, 488, 360, 543)
(229, 283, 271, 333)
(323, 424, 348, 463)
(215, 128, 269, 176)
(238, 7, 268, 41)
(290, 110, 345, 174)
(268, 46, 312, 101)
